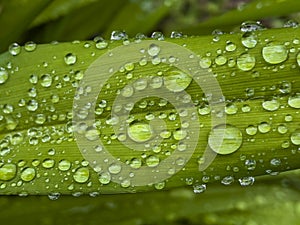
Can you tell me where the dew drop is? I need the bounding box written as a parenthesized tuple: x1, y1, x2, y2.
(215, 55, 227, 66)
(0, 163, 17, 181)
(0, 69, 9, 84)
(130, 158, 142, 169)
(20, 167, 36, 182)
(291, 129, 300, 145)
(241, 32, 257, 48)
(99, 172, 111, 184)
(245, 125, 257, 136)
(164, 70, 192, 92)
(111, 31, 128, 41)
(240, 21, 264, 32)
(108, 163, 121, 174)
(258, 122, 271, 133)
(9, 43, 21, 56)
(262, 44, 288, 64)
(199, 57, 212, 69)
(225, 41, 236, 52)
(288, 93, 300, 108)
(239, 176, 255, 186)
(208, 124, 243, 155)
(42, 159, 55, 169)
(73, 167, 90, 183)
(148, 44, 160, 56)
(40, 74, 53, 87)
(262, 99, 280, 111)
(146, 155, 159, 167)
(173, 129, 187, 141)
(193, 184, 206, 193)
(245, 159, 256, 171)
(58, 160, 71, 171)
(297, 52, 300, 66)
(127, 121, 153, 143)
(24, 41, 37, 52)
(64, 53, 77, 65)
(237, 53, 256, 71)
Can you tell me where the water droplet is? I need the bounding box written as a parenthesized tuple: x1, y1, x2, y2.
(241, 32, 257, 48)
(99, 172, 111, 184)
(277, 124, 288, 134)
(146, 155, 159, 167)
(283, 20, 299, 28)
(42, 159, 55, 169)
(85, 128, 100, 141)
(108, 163, 121, 174)
(151, 31, 164, 40)
(291, 129, 300, 145)
(244, 159, 256, 171)
(288, 93, 300, 108)
(193, 184, 206, 193)
(130, 158, 142, 169)
(111, 31, 128, 40)
(48, 192, 61, 200)
(0, 69, 8, 84)
(225, 103, 238, 115)
(164, 70, 192, 92)
(215, 55, 227, 66)
(94, 36, 108, 49)
(237, 53, 256, 71)
(27, 99, 38, 111)
(64, 53, 77, 65)
(148, 44, 160, 56)
(225, 41, 236, 52)
(297, 52, 300, 66)
(246, 125, 257, 135)
(24, 41, 37, 52)
(40, 74, 52, 87)
(173, 129, 187, 140)
(127, 121, 153, 143)
(58, 160, 71, 171)
(73, 167, 90, 183)
(199, 57, 212, 69)
(262, 99, 280, 111)
(9, 43, 21, 56)
(0, 163, 17, 181)
(20, 167, 36, 182)
(262, 44, 288, 64)
(11, 133, 23, 145)
(240, 21, 264, 32)
(258, 122, 271, 133)
(239, 177, 255, 186)
(170, 31, 183, 38)
(208, 124, 243, 155)
(221, 176, 234, 185)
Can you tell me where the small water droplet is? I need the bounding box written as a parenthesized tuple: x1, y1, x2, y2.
(0, 68, 9, 84)
(64, 53, 77, 65)
(127, 121, 153, 143)
(24, 41, 37, 52)
(148, 44, 160, 56)
(208, 124, 243, 155)
(225, 41, 236, 52)
(258, 122, 271, 133)
(42, 159, 55, 169)
(221, 176, 234, 185)
(297, 52, 300, 66)
(288, 93, 300, 108)
(262, 99, 280, 111)
(240, 21, 264, 32)
(193, 183, 206, 193)
(246, 125, 257, 135)
(151, 31, 164, 40)
(73, 167, 90, 183)
(164, 70, 192, 92)
(58, 160, 71, 171)
(262, 44, 288, 64)
(237, 53, 256, 71)
(99, 172, 111, 184)
(9, 43, 21, 56)
(241, 32, 258, 48)
(199, 57, 212, 69)
(108, 163, 121, 174)
(170, 31, 183, 38)
(291, 129, 300, 145)
(239, 176, 255, 186)
(40, 74, 53, 87)
(146, 155, 159, 167)
(20, 167, 36, 182)
(245, 159, 256, 171)
(0, 163, 17, 181)
(111, 31, 128, 41)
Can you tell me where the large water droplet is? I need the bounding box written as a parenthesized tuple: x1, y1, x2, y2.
(0, 69, 9, 84)
(99, 172, 111, 184)
(146, 155, 160, 167)
(262, 44, 288, 64)
(73, 167, 90, 183)
(291, 129, 300, 145)
(297, 52, 300, 66)
(208, 124, 243, 155)
(108, 163, 121, 174)
(262, 99, 280, 111)
(148, 44, 160, 56)
(241, 32, 257, 48)
(9, 43, 21, 56)
(20, 167, 36, 182)
(237, 53, 256, 71)
(164, 70, 192, 92)
(127, 121, 153, 143)
(0, 163, 17, 181)
(24, 41, 37, 52)
(58, 160, 71, 171)
(40, 74, 53, 87)
(240, 21, 264, 32)
(64, 53, 77, 65)
(288, 93, 300, 108)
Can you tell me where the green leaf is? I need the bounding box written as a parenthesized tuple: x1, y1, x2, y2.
(0, 27, 299, 195)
